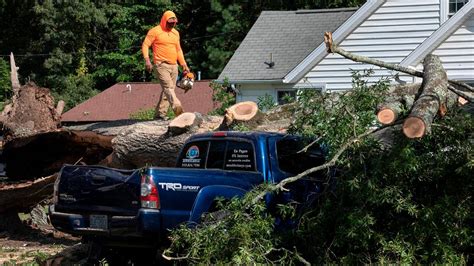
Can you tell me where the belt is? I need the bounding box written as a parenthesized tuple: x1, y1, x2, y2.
(155, 61, 176, 66)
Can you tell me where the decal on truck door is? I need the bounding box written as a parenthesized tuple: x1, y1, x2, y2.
(180, 142, 208, 168)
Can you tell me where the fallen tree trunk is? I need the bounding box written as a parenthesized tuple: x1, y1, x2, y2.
(107, 114, 226, 169)
(108, 102, 294, 169)
(402, 55, 454, 138)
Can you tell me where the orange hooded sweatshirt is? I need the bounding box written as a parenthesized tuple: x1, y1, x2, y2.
(142, 10, 186, 66)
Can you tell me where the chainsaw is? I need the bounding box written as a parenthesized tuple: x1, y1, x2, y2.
(177, 70, 195, 93)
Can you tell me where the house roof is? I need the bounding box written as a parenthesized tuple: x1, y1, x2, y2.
(400, 1, 474, 67)
(283, 0, 385, 83)
(61, 81, 215, 122)
(217, 7, 358, 83)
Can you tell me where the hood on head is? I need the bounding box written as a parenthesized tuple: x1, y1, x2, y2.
(160, 10, 177, 31)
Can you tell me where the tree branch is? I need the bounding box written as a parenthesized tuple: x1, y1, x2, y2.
(323, 32, 474, 101)
(251, 128, 376, 205)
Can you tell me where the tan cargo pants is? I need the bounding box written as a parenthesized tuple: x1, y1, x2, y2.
(153, 62, 183, 119)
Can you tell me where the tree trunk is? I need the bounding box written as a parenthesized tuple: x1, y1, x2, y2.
(402, 54, 449, 138)
(108, 121, 197, 169)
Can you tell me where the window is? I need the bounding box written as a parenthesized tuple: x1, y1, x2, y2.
(276, 137, 326, 176)
(224, 141, 256, 171)
(206, 140, 227, 169)
(277, 90, 296, 105)
(449, 0, 469, 16)
(178, 140, 256, 172)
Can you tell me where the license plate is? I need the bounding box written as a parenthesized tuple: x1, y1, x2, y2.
(90, 215, 108, 230)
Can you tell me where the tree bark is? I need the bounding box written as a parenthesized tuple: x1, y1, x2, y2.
(10, 52, 20, 95)
(108, 121, 196, 169)
(168, 112, 203, 136)
(402, 54, 449, 138)
(0, 174, 57, 213)
(377, 83, 421, 124)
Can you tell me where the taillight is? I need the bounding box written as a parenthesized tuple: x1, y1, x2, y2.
(141, 175, 160, 209)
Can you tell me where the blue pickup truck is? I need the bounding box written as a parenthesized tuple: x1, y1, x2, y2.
(49, 131, 327, 249)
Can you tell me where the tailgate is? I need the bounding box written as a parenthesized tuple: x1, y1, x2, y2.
(55, 165, 141, 215)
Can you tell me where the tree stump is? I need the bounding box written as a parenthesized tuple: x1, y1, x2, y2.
(220, 101, 265, 130)
(168, 112, 203, 136)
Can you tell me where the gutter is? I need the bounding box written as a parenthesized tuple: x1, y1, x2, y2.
(213, 79, 284, 84)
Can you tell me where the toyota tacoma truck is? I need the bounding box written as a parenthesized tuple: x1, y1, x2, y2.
(49, 131, 327, 249)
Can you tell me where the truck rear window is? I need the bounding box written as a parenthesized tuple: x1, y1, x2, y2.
(178, 139, 256, 171)
(224, 141, 255, 171)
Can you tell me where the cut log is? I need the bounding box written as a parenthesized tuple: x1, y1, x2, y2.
(376, 83, 421, 124)
(220, 101, 265, 130)
(402, 54, 449, 138)
(3, 130, 113, 180)
(168, 112, 203, 135)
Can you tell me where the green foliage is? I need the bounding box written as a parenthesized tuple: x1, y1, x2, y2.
(0, 57, 10, 103)
(53, 74, 99, 111)
(289, 70, 390, 153)
(257, 93, 276, 111)
(232, 123, 251, 132)
(209, 78, 235, 115)
(166, 72, 473, 264)
(164, 185, 302, 264)
(129, 108, 155, 121)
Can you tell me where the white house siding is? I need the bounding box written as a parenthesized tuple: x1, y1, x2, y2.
(237, 84, 275, 103)
(302, 0, 442, 91)
(414, 14, 474, 81)
(238, 83, 323, 103)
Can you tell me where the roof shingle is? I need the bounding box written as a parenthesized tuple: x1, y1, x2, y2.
(218, 8, 357, 81)
(61, 81, 215, 122)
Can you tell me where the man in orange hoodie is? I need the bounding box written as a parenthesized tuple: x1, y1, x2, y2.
(142, 10, 189, 119)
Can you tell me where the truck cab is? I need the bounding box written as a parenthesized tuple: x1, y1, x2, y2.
(49, 131, 327, 247)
